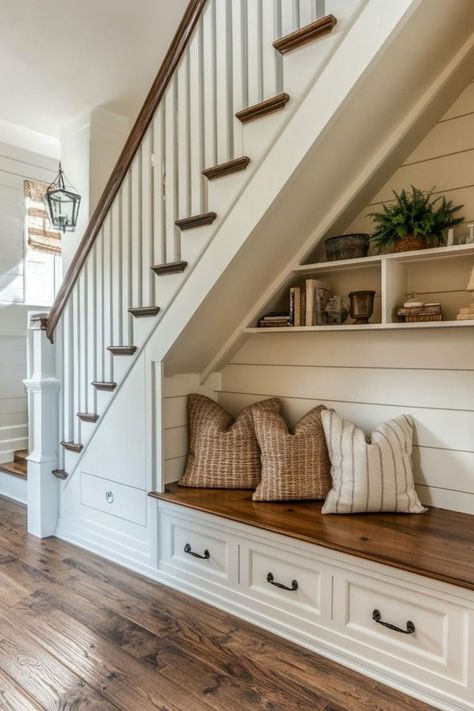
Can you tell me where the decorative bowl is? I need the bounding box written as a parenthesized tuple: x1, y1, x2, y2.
(325, 234, 369, 262)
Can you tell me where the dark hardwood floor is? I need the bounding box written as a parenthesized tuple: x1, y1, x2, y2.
(0, 495, 435, 711)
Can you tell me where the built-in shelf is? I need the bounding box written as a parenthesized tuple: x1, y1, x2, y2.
(248, 243, 474, 333)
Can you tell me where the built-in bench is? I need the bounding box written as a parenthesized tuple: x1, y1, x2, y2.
(151, 484, 474, 591)
(150, 485, 474, 711)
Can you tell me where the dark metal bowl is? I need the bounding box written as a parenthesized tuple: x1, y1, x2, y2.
(325, 234, 369, 262)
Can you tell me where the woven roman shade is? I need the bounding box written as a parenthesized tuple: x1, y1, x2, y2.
(24, 180, 62, 256)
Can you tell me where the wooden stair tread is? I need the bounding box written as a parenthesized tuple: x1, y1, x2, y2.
(236, 93, 290, 124)
(152, 261, 188, 276)
(61, 441, 83, 453)
(203, 157, 250, 180)
(92, 381, 117, 391)
(273, 14, 337, 54)
(77, 413, 99, 423)
(128, 306, 161, 318)
(107, 346, 137, 356)
(150, 484, 474, 592)
(0, 460, 27, 479)
(175, 212, 217, 230)
(13, 449, 28, 464)
(52, 469, 68, 480)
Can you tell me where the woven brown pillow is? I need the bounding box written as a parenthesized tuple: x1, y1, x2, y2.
(179, 395, 281, 489)
(252, 404, 331, 501)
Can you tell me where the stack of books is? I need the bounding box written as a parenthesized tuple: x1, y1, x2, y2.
(257, 312, 291, 328)
(397, 302, 443, 322)
(289, 280, 330, 327)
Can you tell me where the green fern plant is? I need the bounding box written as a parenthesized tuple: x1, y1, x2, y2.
(368, 186, 464, 250)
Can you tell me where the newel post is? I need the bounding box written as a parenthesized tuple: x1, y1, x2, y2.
(23, 313, 60, 537)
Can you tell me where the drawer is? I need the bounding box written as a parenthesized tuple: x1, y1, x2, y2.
(80, 472, 147, 526)
(159, 512, 238, 585)
(240, 539, 331, 626)
(334, 571, 468, 683)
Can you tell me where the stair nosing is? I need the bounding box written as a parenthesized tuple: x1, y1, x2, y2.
(202, 157, 251, 180)
(52, 469, 68, 480)
(92, 381, 117, 391)
(152, 261, 188, 276)
(128, 306, 161, 318)
(236, 93, 290, 124)
(107, 346, 138, 356)
(273, 14, 337, 54)
(0, 462, 27, 479)
(60, 441, 83, 453)
(77, 412, 99, 423)
(175, 212, 217, 230)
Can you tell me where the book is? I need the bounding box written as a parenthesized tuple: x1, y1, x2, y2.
(305, 279, 327, 326)
(289, 287, 301, 326)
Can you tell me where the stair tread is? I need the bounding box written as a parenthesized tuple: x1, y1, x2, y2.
(128, 306, 161, 317)
(175, 212, 217, 230)
(52, 469, 68, 480)
(107, 346, 137, 356)
(0, 461, 27, 479)
(273, 14, 337, 54)
(77, 412, 99, 423)
(152, 261, 188, 276)
(236, 93, 290, 124)
(60, 441, 83, 453)
(202, 157, 250, 180)
(92, 381, 117, 391)
(14, 449, 28, 463)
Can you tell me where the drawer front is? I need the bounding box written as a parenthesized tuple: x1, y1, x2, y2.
(160, 512, 238, 585)
(241, 539, 331, 624)
(334, 571, 467, 683)
(80, 472, 146, 526)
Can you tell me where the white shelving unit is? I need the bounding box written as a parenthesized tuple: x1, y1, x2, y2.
(246, 243, 474, 333)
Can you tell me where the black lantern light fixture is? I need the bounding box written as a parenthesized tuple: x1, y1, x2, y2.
(44, 162, 81, 233)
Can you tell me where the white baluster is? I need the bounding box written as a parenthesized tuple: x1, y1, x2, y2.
(164, 79, 179, 261)
(131, 153, 142, 307)
(121, 173, 133, 339)
(152, 105, 166, 270)
(141, 131, 154, 305)
(246, 0, 264, 105)
(203, 0, 218, 172)
(231, 0, 247, 156)
(177, 52, 191, 220)
(103, 214, 113, 380)
(262, 0, 280, 98)
(215, 0, 233, 162)
(189, 24, 205, 211)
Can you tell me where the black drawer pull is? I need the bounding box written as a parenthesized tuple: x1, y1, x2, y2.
(372, 609, 415, 634)
(184, 543, 210, 560)
(267, 572, 298, 591)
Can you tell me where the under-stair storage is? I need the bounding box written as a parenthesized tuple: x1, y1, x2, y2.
(247, 243, 474, 332)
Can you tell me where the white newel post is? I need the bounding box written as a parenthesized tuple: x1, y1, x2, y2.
(24, 313, 60, 538)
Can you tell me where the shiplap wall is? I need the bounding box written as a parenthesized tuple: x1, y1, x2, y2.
(217, 80, 474, 516)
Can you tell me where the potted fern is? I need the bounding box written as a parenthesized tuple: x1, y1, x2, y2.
(368, 186, 464, 253)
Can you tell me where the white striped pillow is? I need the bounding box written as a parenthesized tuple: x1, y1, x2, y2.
(321, 411, 426, 514)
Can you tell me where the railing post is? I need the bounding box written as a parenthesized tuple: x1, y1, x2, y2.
(23, 312, 60, 538)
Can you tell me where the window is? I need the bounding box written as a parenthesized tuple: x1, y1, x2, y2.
(24, 180, 62, 306)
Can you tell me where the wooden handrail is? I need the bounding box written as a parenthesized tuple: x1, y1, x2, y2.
(45, 0, 208, 342)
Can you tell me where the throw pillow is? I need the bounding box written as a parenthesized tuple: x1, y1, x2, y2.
(321, 411, 426, 514)
(179, 394, 281, 489)
(252, 404, 331, 501)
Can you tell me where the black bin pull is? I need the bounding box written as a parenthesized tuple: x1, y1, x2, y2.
(372, 609, 415, 634)
(184, 543, 210, 560)
(267, 572, 298, 591)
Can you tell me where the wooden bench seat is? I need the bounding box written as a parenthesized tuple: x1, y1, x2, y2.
(150, 484, 474, 592)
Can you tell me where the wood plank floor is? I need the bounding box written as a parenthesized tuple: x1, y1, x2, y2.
(0, 496, 436, 711)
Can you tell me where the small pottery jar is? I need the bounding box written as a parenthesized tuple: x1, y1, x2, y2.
(349, 290, 376, 324)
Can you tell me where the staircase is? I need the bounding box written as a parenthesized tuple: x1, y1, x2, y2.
(42, 0, 363, 483)
(0, 449, 28, 479)
(24, 0, 441, 543)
